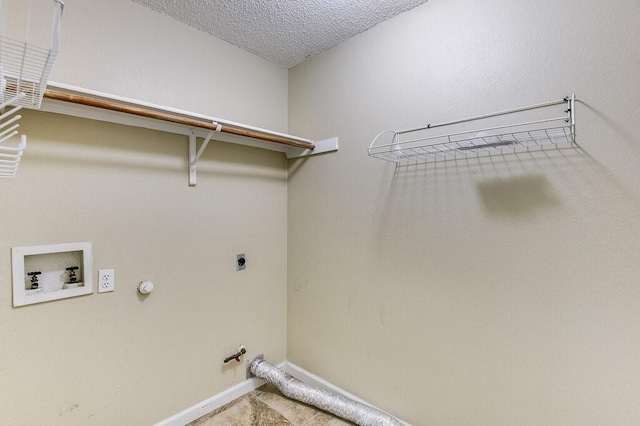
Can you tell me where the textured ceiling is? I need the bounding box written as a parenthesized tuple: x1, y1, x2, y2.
(131, 0, 428, 68)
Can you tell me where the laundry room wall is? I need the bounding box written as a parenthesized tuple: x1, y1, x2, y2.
(287, 1, 640, 424)
(0, 0, 290, 424)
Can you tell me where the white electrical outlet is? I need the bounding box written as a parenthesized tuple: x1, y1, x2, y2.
(98, 269, 115, 293)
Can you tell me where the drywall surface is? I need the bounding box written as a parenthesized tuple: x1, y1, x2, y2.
(49, 0, 288, 131)
(0, 112, 287, 425)
(287, 0, 640, 424)
(1, 1, 288, 424)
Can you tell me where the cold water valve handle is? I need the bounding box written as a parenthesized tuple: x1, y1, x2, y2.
(27, 271, 41, 289)
(223, 345, 246, 363)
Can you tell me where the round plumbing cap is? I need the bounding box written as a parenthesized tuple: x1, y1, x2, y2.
(138, 280, 154, 294)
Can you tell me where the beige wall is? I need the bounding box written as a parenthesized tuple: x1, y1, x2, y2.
(5, 0, 640, 424)
(50, 0, 288, 131)
(1, 1, 288, 425)
(287, 0, 640, 425)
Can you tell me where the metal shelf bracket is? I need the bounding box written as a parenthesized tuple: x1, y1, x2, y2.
(189, 126, 221, 186)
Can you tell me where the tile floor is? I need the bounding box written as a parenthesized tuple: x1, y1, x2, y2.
(188, 383, 356, 425)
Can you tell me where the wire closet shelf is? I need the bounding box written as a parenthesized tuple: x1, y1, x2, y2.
(368, 94, 575, 165)
(0, 93, 26, 178)
(0, 0, 64, 109)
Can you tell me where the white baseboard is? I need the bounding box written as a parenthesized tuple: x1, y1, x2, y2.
(283, 361, 411, 426)
(153, 361, 284, 426)
(155, 360, 410, 426)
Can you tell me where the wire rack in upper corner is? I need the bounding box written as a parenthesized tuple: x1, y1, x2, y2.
(368, 95, 576, 165)
(0, 0, 64, 109)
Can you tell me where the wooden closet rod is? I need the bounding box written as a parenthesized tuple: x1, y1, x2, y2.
(43, 89, 316, 150)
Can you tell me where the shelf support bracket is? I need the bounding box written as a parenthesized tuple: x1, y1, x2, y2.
(189, 125, 221, 186)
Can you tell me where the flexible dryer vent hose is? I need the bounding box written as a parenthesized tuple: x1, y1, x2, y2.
(249, 358, 403, 426)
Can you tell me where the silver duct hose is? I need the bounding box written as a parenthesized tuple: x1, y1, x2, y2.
(249, 358, 403, 426)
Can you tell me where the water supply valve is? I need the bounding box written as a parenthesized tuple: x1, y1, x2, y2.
(27, 271, 41, 289)
(223, 345, 247, 363)
(65, 266, 79, 283)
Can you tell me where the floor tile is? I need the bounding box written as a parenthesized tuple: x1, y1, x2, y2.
(188, 383, 357, 425)
(302, 411, 356, 425)
(255, 384, 322, 424)
(188, 392, 292, 426)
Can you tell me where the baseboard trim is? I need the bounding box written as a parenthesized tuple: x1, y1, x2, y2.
(155, 360, 410, 425)
(153, 362, 284, 426)
(283, 361, 411, 426)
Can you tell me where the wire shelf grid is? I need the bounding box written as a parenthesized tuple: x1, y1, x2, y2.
(0, 94, 26, 178)
(0, 0, 63, 109)
(368, 95, 575, 165)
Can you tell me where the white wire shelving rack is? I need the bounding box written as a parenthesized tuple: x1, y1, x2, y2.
(0, 93, 26, 178)
(0, 0, 64, 178)
(0, 0, 64, 109)
(368, 94, 575, 165)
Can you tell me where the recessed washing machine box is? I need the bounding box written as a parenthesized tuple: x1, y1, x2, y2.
(12, 242, 93, 307)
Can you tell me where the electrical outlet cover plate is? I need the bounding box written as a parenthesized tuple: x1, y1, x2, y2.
(98, 269, 115, 293)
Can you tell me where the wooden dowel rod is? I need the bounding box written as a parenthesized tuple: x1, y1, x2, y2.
(216, 124, 315, 149)
(43, 89, 315, 150)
